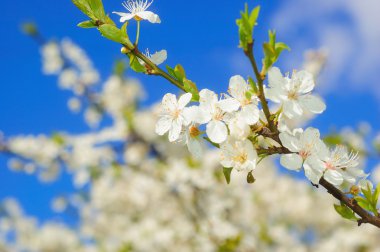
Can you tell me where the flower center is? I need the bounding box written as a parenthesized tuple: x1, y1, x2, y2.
(299, 150, 310, 160)
(189, 126, 201, 138)
(325, 162, 335, 170)
(213, 107, 224, 121)
(287, 90, 298, 100)
(233, 153, 248, 164)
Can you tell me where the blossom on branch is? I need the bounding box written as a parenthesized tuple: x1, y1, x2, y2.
(113, 0, 161, 24)
(266, 67, 326, 119)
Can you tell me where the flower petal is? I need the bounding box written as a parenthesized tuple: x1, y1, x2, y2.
(218, 98, 240, 113)
(280, 154, 303, 170)
(177, 93, 192, 109)
(168, 119, 182, 142)
(206, 120, 228, 144)
(240, 104, 259, 125)
(155, 116, 172, 135)
(294, 70, 315, 93)
(268, 67, 284, 88)
(299, 94, 326, 114)
(229, 75, 247, 100)
(279, 132, 301, 152)
(324, 170, 343, 186)
(150, 50, 167, 65)
(283, 100, 303, 119)
(304, 156, 325, 184)
(137, 11, 161, 23)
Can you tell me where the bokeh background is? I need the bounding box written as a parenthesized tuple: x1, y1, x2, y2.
(1, 0, 380, 225)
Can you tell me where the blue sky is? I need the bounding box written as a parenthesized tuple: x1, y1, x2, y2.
(1, 0, 380, 222)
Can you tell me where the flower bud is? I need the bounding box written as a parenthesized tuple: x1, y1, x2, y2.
(121, 46, 131, 54)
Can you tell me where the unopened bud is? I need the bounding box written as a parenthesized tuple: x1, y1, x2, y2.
(247, 171, 256, 184)
(121, 46, 131, 54)
(350, 185, 360, 195)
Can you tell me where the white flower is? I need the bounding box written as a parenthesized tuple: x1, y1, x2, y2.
(180, 124, 204, 158)
(113, 0, 161, 24)
(223, 75, 259, 125)
(279, 127, 326, 184)
(138, 49, 167, 66)
(220, 138, 258, 172)
(156, 93, 192, 142)
(189, 89, 232, 144)
(267, 67, 326, 119)
(319, 145, 362, 186)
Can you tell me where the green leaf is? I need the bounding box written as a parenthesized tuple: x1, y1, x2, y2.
(87, 0, 106, 20)
(262, 30, 290, 73)
(98, 24, 132, 46)
(334, 203, 358, 221)
(248, 76, 258, 93)
(174, 64, 186, 81)
(121, 22, 128, 35)
(72, 0, 97, 20)
(77, 20, 97, 28)
(72, 0, 107, 21)
(183, 79, 199, 102)
(223, 167, 233, 184)
(236, 4, 260, 50)
(129, 54, 146, 73)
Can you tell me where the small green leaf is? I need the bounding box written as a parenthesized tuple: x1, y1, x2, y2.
(98, 24, 132, 47)
(174, 64, 186, 81)
(77, 20, 97, 28)
(129, 54, 146, 73)
(223, 167, 233, 184)
(72, 0, 97, 20)
(334, 203, 358, 221)
(248, 76, 258, 94)
(183, 79, 199, 102)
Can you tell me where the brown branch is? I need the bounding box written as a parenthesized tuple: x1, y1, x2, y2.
(319, 178, 380, 228)
(244, 42, 277, 133)
(258, 144, 380, 228)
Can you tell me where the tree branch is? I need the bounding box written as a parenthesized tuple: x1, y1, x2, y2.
(258, 145, 380, 228)
(244, 42, 276, 133)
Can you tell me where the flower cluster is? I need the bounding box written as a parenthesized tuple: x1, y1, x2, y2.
(156, 66, 367, 188)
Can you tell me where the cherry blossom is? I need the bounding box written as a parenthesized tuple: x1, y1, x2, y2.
(267, 67, 326, 119)
(155, 93, 192, 142)
(113, 0, 161, 24)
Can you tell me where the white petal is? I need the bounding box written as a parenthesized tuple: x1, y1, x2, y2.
(241, 105, 259, 125)
(268, 67, 284, 88)
(218, 98, 240, 113)
(304, 156, 324, 184)
(168, 119, 182, 142)
(199, 89, 218, 108)
(113, 12, 134, 22)
(300, 127, 320, 145)
(299, 95, 326, 114)
(161, 93, 177, 111)
(183, 106, 210, 124)
(295, 70, 315, 93)
(187, 137, 202, 158)
(229, 75, 247, 100)
(324, 170, 343, 186)
(136, 11, 161, 23)
(283, 100, 303, 119)
(279, 132, 301, 152)
(177, 93, 192, 109)
(150, 50, 167, 65)
(155, 116, 172, 135)
(280, 154, 303, 170)
(206, 120, 228, 144)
